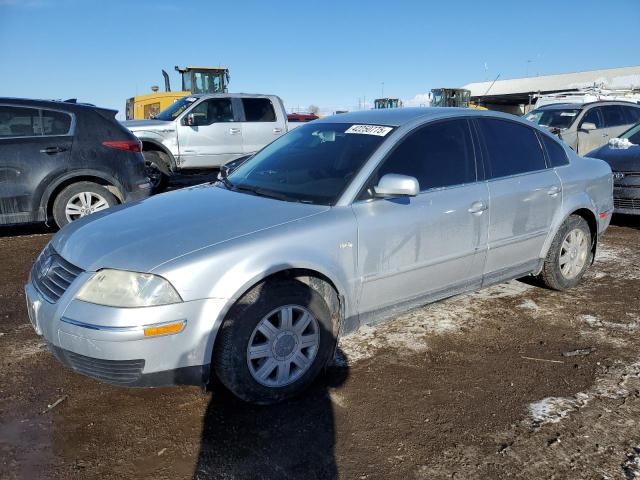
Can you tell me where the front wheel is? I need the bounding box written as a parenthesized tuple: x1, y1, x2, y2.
(213, 279, 338, 404)
(52, 182, 118, 228)
(143, 151, 169, 193)
(537, 215, 593, 290)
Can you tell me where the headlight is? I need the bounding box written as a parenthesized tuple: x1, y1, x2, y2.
(75, 269, 182, 307)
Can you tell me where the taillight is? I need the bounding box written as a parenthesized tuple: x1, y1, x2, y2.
(102, 140, 142, 153)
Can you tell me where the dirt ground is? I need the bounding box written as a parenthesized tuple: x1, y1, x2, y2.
(1, 214, 639, 480)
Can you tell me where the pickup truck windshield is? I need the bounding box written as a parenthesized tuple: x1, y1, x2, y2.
(154, 96, 198, 121)
(227, 123, 393, 205)
(525, 108, 580, 129)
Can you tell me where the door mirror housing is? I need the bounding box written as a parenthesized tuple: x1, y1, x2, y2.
(374, 174, 419, 198)
(580, 122, 597, 132)
(184, 113, 196, 126)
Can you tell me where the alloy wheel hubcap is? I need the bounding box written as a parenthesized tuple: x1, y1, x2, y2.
(247, 305, 320, 388)
(65, 192, 109, 222)
(559, 228, 589, 279)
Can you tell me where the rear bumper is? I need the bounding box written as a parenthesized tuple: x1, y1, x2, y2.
(124, 182, 152, 202)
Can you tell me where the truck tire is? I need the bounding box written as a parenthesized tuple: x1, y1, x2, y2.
(52, 181, 118, 228)
(214, 278, 338, 404)
(143, 151, 170, 193)
(537, 215, 593, 291)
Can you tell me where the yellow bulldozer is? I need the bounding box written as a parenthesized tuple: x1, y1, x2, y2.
(125, 66, 230, 120)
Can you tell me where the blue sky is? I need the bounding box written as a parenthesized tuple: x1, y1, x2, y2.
(1, 0, 638, 117)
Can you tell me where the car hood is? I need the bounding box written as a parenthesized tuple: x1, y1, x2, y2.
(586, 144, 640, 171)
(51, 185, 330, 273)
(121, 119, 175, 131)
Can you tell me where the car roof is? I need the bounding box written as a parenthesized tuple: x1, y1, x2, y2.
(536, 100, 640, 111)
(314, 107, 522, 127)
(0, 97, 113, 113)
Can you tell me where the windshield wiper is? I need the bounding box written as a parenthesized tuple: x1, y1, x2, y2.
(233, 183, 310, 203)
(217, 175, 235, 190)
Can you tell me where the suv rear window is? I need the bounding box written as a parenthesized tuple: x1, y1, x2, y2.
(477, 118, 546, 178)
(242, 98, 276, 122)
(601, 105, 627, 127)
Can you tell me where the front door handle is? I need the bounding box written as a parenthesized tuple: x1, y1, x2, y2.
(547, 186, 562, 196)
(39, 146, 67, 154)
(273, 128, 283, 134)
(468, 201, 488, 215)
(229, 128, 241, 135)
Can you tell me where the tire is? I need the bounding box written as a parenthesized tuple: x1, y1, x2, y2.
(52, 181, 118, 228)
(143, 151, 170, 193)
(537, 215, 593, 291)
(214, 278, 339, 404)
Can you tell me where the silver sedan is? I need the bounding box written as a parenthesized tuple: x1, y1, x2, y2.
(25, 108, 613, 404)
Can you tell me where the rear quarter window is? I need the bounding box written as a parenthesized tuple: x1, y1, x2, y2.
(477, 118, 546, 178)
(541, 134, 569, 167)
(41, 109, 72, 135)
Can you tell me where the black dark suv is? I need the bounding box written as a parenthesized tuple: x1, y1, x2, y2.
(0, 98, 151, 228)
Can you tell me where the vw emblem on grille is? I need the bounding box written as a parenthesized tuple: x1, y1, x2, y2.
(613, 172, 625, 181)
(39, 256, 54, 279)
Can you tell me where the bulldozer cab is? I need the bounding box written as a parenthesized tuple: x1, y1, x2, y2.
(175, 66, 230, 94)
(374, 98, 402, 109)
(430, 88, 471, 108)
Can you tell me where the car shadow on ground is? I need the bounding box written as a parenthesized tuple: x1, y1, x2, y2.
(0, 223, 56, 238)
(193, 363, 348, 480)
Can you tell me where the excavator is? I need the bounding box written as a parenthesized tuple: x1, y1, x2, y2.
(429, 88, 486, 109)
(125, 66, 230, 120)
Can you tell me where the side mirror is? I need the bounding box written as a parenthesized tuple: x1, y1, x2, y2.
(218, 155, 252, 179)
(374, 173, 419, 198)
(184, 113, 196, 126)
(580, 122, 597, 132)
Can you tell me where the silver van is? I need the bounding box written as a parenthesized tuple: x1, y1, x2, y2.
(525, 101, 640, 155)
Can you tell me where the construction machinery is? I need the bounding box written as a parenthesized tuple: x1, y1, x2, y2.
(125, 66, 230, 120)
(374, 98, 403, 109)
(430, 88, 486, 109)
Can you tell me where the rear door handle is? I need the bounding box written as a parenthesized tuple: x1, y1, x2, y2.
(273, 128, 283, 134)
(468, 201, 488, 215)
(547, 186, 562, 196)
(39, 146, 67, 154)
(229, 128, 241, 135)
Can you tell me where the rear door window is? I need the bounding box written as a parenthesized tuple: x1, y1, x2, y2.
(477, 118, 546, 178)
(541, 134, 569, 167)
(621, 105, 640, 124)
(41, 109, 72, 135)
(0, 106, 42, 137)
(601, 105, 627, 127)
(375, 119, 476, 191)
(242, 98, 276, 122)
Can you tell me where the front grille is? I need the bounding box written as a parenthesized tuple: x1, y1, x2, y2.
(31, 245, 83, 303)
(51, 346, 145, 385)
(614, 198, 640, 210)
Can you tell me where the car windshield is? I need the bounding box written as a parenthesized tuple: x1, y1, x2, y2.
(154, 96, 198, 121)
(226, 122, 394, 205)
(620, 123, 640, 144)
(525, 108, 581, 129)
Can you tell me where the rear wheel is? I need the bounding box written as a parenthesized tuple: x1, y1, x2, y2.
(52, 181, 117, 228)
(214, 278, 338, 404)
(537, 215, 593, 290)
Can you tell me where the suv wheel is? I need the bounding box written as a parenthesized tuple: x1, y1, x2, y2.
(214, 278, 338, 404)
(538, 215, 593, 290)
(52, 182, 117, 227)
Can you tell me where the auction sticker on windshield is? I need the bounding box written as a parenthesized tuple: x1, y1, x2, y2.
(345, 125, 393, 136)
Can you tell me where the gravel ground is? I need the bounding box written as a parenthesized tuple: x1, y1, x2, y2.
(1, 214, 639, 480)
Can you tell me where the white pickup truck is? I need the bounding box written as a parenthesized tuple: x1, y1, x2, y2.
(122, 93, 289, 191)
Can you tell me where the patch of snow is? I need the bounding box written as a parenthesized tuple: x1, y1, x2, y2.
(518, 299, 540, 312)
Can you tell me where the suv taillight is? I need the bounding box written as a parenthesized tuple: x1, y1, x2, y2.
(102, 140, 142, 153)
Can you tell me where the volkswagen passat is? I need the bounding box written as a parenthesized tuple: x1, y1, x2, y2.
(25, 109, 613, 404)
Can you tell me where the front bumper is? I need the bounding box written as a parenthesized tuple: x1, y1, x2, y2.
(613, 186, 640, 215)
(25, 278, 227, 387)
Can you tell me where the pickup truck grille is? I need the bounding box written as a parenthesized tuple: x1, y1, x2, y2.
(31, 245, 83, 303)
(614, 198, 640, 210)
